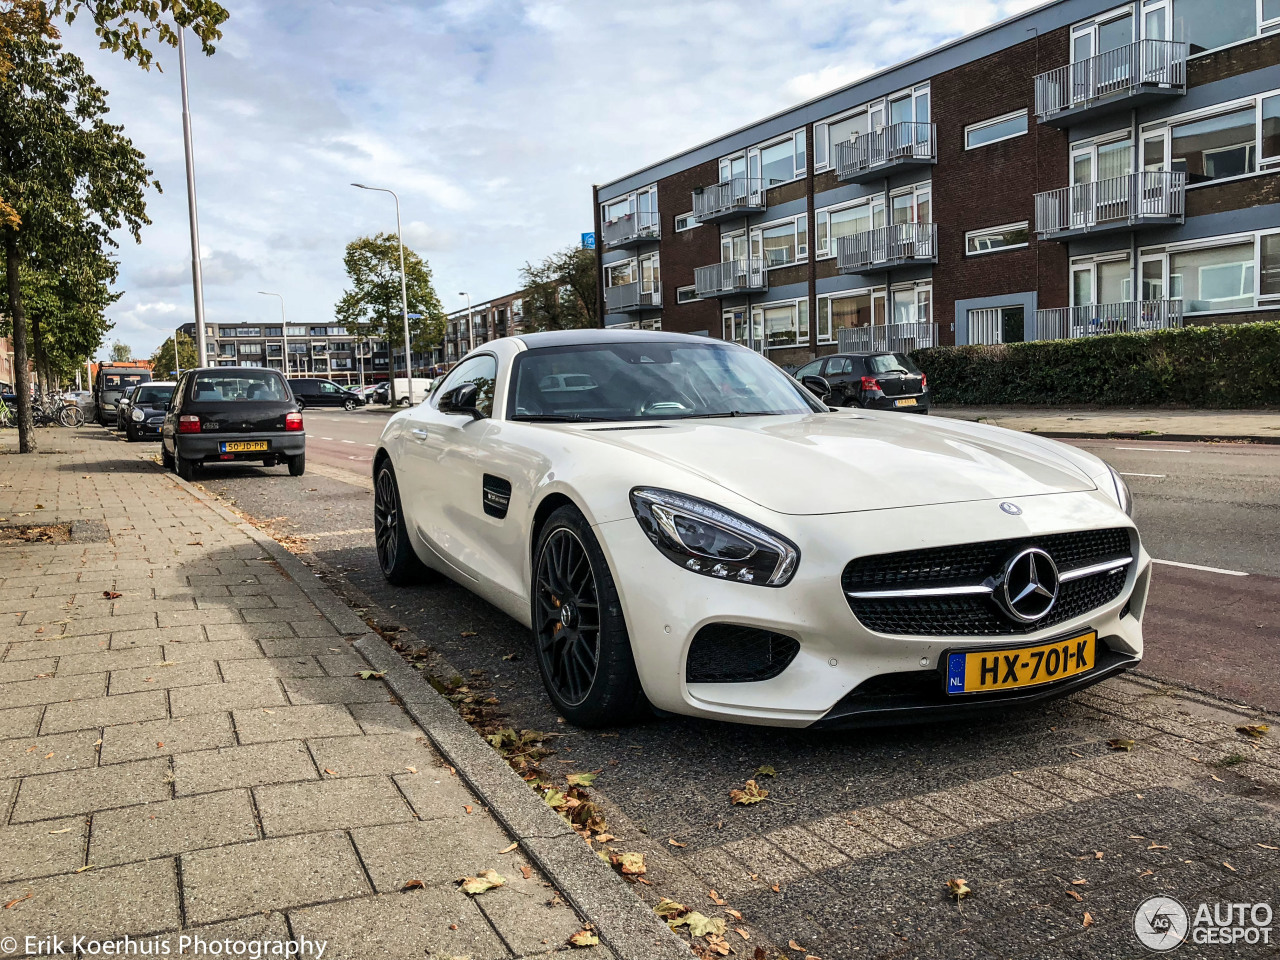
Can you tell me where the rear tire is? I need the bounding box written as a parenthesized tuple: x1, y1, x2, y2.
(374, 461, 427, 585)
(176, 456, 198, 481)
(288, 451, 306, 476)
(161, 444, 174, 469)
(531, 505, 648, 727)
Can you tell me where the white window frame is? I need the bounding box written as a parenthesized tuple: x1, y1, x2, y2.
(676, 285, 698, 304)
(605, 258, 637, 288)
(674, 211, 700, 232)
(889, 181, 932, 225)
(1264, 0, 1280, 30)
(815, 195, 886, 259)
(965, 109, 1029, 150)
(1145, 89, 1280, 182)
(1139, 231, 1269, 314)
(751, 213, 809, 270)
(752, 128, 807, 189)
(600, 184, 658, 227)
(814, 83, 930, 172)
(750, 297, 810, 351)
(965, 222, 1031, 256)
(815, 286, 887, 342)
(888, 280, 934, 325)
(1069, 252, 1133, 307)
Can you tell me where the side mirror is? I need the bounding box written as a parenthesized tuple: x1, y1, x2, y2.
(437, 382, 483, 419)
(164, 401, 172, 411)
(801, 375, 832, 400)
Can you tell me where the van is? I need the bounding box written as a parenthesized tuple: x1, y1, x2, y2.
(287, 377, 364, 411)
(389, 377, 434, 406)
(95, 366, 152, 425)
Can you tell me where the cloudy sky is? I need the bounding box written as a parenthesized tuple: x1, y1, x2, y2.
(65, 0, 1042, 360)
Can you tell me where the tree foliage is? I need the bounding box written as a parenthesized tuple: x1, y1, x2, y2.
(109, 339, 131, 361)
(0, 30, 156, 450)
(149, 329, 196, 377)
(518, 246, 598, 332)
(335, 232, 445, 401)
(1, 254, 116, 385)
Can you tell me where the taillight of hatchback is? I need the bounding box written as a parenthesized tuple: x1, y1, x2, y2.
(178, 415, 201, 434)
(285, 412, 304, 432)
(860, 376, 882, 393)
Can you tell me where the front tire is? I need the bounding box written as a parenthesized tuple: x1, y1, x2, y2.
(288, 451, 306, 476)
(374, 461, 427, 585)
(343, 399, 358, 411)
(295, 398, 306, 411)
(532, 505, 647, 727)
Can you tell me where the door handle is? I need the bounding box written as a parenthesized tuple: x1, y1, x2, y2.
(410, 427, 428, 441)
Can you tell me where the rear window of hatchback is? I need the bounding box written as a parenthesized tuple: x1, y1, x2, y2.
(191, 371, 290, 402)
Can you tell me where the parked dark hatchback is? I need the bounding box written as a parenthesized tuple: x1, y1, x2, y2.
(798, 352, 930, 413)
(288, 377, 364, 411)
(162, 368, 306, 479)
(120, 381, 176, 441)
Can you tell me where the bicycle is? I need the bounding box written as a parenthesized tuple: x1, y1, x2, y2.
(31, 394, 85, 428)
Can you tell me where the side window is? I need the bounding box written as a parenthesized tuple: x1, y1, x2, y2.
(828, 357, 853, 376)
(795, 360, 823, 379)
(321, 382, 340, 394)
(436, 354, 498, 417)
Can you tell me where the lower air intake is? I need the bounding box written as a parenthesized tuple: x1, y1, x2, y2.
(685, 624, 800, 683)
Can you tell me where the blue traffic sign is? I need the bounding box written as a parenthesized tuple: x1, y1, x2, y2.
(581, 232, 597, 250)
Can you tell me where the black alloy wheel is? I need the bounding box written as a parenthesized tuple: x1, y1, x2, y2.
(374, 462, 426, 585)
(531, 505, 648, 727)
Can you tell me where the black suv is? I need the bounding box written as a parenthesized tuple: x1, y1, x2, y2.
(797, 352, 930, 413)
(162, 367, 305, 479)
(287, 377, 363, 411)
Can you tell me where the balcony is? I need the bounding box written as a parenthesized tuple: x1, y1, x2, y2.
(837, 222, 938, 274)
(835, 321, 939, 354)
(1035, 40, 1187, 126)
(1034, 171, 1185, 240)
(1035, 299, 1183, 340)
(602, 210, 660, 249)
(692, 177, 766, 223)
(605, 281, 662, 314)
(834, 122, 936, 183)
(694, 258, 768, 298)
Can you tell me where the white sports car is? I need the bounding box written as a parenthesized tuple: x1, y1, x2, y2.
(373, 330, 1148, 728)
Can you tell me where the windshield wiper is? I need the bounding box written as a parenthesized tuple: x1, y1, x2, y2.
(679, 410, 761, 419)
(509, 413, 618, 423)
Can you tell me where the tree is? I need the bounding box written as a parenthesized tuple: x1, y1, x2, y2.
(0, 32, 156, 451)
(109, 340, 131, 362)
(519, 247, 599, 332)
(149, 330, 196, 377)
(335, 233, 445, 404)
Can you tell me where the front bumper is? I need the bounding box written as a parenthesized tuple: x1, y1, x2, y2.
(176, 432, 306, 461)
(594, 490, 1148, 728)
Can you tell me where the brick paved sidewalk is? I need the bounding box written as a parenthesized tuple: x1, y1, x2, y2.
(0, 434, 605, 959)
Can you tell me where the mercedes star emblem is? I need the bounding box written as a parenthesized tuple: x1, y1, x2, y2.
(1000, 502, 1022, 516)
(1000, 547, 1060, 622)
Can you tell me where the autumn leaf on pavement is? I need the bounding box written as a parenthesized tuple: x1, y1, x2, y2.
(458, 869, 505, 895)
(947, 878, 971, 900)
(1107, 738, 1135, 751)
(654, 898, 689, 919)
(566, 771, 597, 787)
(102, 591, 121, 599)
(789, 940, 806, 952)
(4, 892, 32, 909)
(729, 779, 769, 805)
(1237, 724, 1270, 738)
(1083, 911, 1095, 927)
(401, 879, 425, 891)
(567, 930, 599, 948)
(755, 764, 777, 777)
(668, 838, 686, 847)
(357, 670, 385, 680)
(685, 912, 725, 938)
(1066, 888, 1083, 902)
(609, 852, 645, 876)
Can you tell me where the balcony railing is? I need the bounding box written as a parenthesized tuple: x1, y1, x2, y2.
(834, 122, 936, 182)
(692, 177, 765, 222)
(602, 210, 661, 249)
(605, 281, 661, 313)
(1036, 299, 1183, 340)
(836, 321, 939, 354)
(1034, 171, 1185, 239)
(694, 258, 768, 298)
(1035, 40, 1187, 124)
(837, 222, 938, 274)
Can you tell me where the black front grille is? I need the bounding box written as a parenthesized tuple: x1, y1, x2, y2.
(685, 624, 800, 683)
(843, 528, 1133, 637)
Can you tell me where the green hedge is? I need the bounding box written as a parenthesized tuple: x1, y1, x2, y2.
(910, 321, 1280, 408)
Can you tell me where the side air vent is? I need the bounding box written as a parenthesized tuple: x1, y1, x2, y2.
(482, 475, 512, 519)
(686, 624, 800, 683)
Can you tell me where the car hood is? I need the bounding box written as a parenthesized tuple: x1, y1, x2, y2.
(577, 412, 1097, 515)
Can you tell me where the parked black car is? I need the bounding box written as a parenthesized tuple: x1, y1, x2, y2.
(162, 368, 305, 480)
(115, 384, 141, 431)
(120, 381, 176, 441)
(287, 377, 363, 411)
(797, 352, 930, 413)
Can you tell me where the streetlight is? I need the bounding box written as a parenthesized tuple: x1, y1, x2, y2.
(177, 27, 207, 368)
(351, 183, 414, 405)
(173, 327, 182, 378)
(258, 292, 289, 377)
(458, 291, 472, 355)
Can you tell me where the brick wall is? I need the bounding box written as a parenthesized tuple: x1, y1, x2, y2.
(1189, 33, 1280, 87)
(931, 29, 1072, 344)
(655, 158, 724, 336)
(1185, 174, 1280, 218)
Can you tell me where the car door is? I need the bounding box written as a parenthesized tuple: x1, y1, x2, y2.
(399, 353, 500, 581)
(318, 381, 344, 407)
(824, 356, 855, 402)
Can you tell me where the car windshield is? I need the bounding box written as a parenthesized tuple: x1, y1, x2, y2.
(134, 385, 174, 404)
(866, 353, 920, 375)
(509, 341, 820, 422)
(191, 371, 288, 402)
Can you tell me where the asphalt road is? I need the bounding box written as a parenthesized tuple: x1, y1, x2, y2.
(122, 418, 1280, 959)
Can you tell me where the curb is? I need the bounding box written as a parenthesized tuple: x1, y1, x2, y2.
(150, 454, 690, 960)
(1000, 430, 1280, 445)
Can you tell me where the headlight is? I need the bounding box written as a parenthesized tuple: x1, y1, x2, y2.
(131, 408, 145, 422)
(1107, 465, 1133, 517)
(629, 488, 799, 587)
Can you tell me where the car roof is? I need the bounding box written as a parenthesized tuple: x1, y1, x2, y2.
(142, 381, 178, 387)
(187, 366, 286, 374)
(514, 329, 723, 349)
(830, 352, 901, 358)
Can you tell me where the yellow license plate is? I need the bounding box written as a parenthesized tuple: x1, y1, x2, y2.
(895, 398, 917, 407)
(220, 441, 268, 452)
(946, 632, 1096, 695)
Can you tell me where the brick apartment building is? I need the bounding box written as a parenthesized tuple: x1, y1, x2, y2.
(593, 0, 1280, 367)
(444, 290, 528, 363)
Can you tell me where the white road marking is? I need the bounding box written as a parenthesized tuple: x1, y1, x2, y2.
(364, 443, 376, 447)
(1153, 558, 1249, 577)
(1114, 446, 1191, 453)
(1120, 472, 1165, 478)
(340, 439, 355, 444)
(306, 528, 375, 539)
(320, 437, 333, 441)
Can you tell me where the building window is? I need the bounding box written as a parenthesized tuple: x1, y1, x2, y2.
(605, 260, 636, 287)
(218, 344, 235, 357)
(817, 289, 885, 342)
(674, 212, 700, 232)
(966, 222, 1030, 256)
(754, 215, 808, 268)
(1170, 243, 1255, 312)
(286, 326, 306, 337)
(816, 198, 884, 258)
(1171, 0, 1256, 52)
(968, 306, 1026, 345)
(748, 299, 809, 350)
(266, 343, 283, 358)
(676, 285, 698, 303)
(218, 327, 236, 337)
(965, 110, 1028, 149)
(1261, 233, 1280, 300)
(758, 130, 805, 186)
(814, 84, 930, 171)
(1172, 105, 1256, 181)
(511, 298, 523, 318)
(237, 343, 263, 356)
(891, 283, 932, 324)
(264, 327, 282, 337)
(238, 327, 260, 337)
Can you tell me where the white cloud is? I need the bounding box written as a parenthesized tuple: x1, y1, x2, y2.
(64, 0, 1039, 357)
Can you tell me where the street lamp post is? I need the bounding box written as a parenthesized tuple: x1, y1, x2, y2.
(258, 292, 288, 377)
(177, 27, 207, 368)
(351, 183, 414, 405)
(459, 292, 472, 355)
(173, 328, 182, 378)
